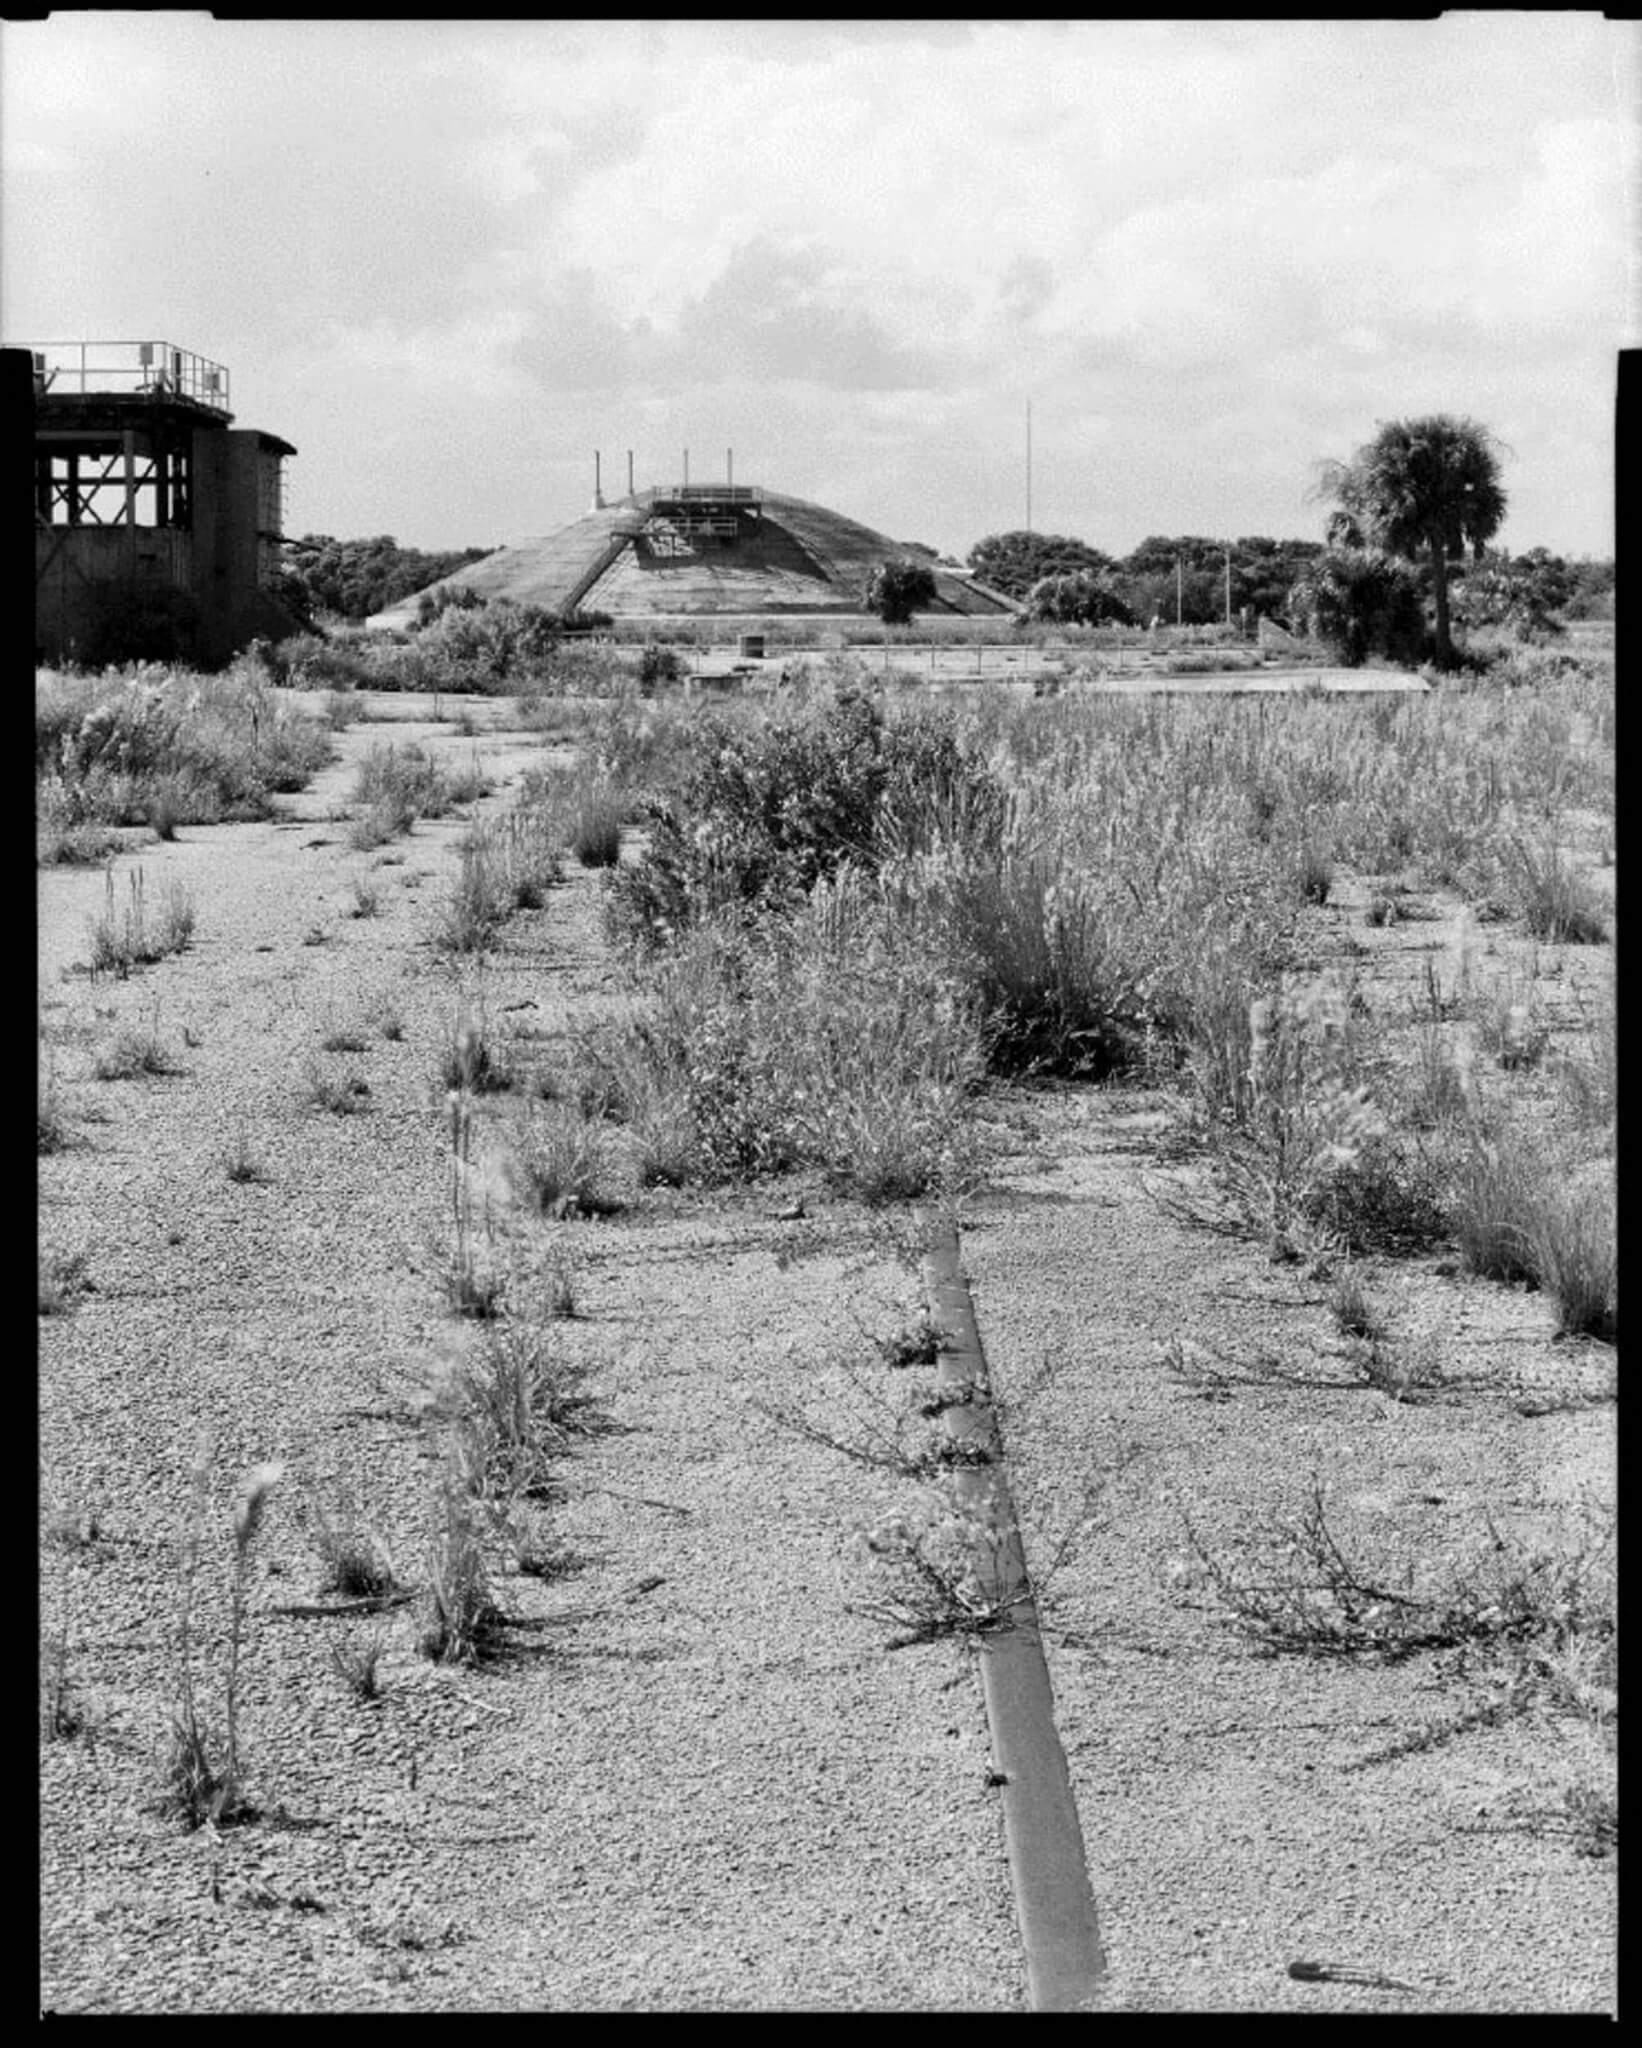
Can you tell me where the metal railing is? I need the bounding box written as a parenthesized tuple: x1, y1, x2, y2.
(21, 340, 231, 411)
(657, 483, 762, 506)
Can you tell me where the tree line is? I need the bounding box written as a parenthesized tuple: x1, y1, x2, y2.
(277, 429, 1614, 663)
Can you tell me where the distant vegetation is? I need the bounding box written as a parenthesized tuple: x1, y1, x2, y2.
(966, 529, 1327, 626)
(965, 507, 1611, 662)
(1311, 415, 1507, 667)
(864, 559, 939, 625)
(281, 534, 497, 623)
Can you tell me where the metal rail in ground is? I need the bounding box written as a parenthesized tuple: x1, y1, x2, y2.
(918, 1215, 1107, 2012)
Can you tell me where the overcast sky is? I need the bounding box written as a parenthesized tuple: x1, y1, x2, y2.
(5, 14, 1635, 559)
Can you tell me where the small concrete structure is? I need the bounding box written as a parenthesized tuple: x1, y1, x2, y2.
(22, 340, 301, 666)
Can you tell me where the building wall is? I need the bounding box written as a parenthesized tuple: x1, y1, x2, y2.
(33, 423, 297, 667)
(190, 428, 293, 666)
(34, 524, 194, 665)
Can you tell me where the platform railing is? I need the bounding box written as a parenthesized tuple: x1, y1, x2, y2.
(21, 340, 231, 411)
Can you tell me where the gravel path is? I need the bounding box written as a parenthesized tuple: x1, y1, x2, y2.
(39, 720, 1023, 2011)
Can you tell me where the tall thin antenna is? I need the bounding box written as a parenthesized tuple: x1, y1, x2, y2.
(1025, 400, 1033, 534)
(683, 448, 689, 488)
(727, 447, 733, 489)
(628, 450, 634, 498)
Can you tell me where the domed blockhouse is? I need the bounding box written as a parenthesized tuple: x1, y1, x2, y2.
(370, 483, 1020, 628)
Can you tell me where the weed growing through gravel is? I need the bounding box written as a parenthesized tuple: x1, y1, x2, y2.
(434, 1313, 596, 1503)
(509, 1100, 621, 1218)
(349, 875, 383, 919)
(1329, 1265, 1384, 1341)
(302, 1059, 371, 1116)
(85, 866, 195, 977)
(160, 1443, 283, 1828)
(38, 1058, 70, 1155)
(442, 1088, 507, 1319)
(38, 1249, 89, 1317)
(1509, 838, 1608, 944)
(569, 784, 624, 868)
(1185, 1481, 1613, 1673)
(40, 1630, 90, 1743)
(1211, 981, 1384, 1262)
(439, 1007, 512, 1095)
(93, 1010, 176, 1081)
(436, 833, 510, 956)
(1532, 1177, 1617, 1344)
(1344, 1332, 1444, 1405)
(419, 1453, 507, 1665)
(304, 1486, 398, 1600)
(847, 1474, 1024, 1650)
(877, 1309, 944, 1370)
(370, 994, 407, 1042)
(331, 1630, 388, 1701)
(223, 1125, 271, 1185)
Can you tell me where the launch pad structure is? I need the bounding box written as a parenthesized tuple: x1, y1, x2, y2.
(23, 339, 301, 666)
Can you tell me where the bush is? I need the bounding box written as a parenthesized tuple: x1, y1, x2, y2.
(638, 644, 683, 690)
(350, 742, 451, 823)
(1025, 570, 1134, 627)
(580, 878, 986, 1198)
(604, 688, 1005, 952)
(864, 561, 938, 626)
(38, 670, 332, 828)
(1288, 548, 1426, 667)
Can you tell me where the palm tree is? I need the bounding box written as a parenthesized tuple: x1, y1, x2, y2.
(1314, 416, 1507, 667)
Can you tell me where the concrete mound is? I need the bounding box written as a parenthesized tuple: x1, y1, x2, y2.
(368, 487, 1019, 626)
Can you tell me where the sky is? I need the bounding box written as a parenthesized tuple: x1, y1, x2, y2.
(4, 14, 1635, 560)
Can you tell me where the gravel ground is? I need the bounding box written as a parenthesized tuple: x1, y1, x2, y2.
(38, 695, 1615, 2013)
(961, 1084, 1615, 2013)
(39, 717, 1023, 2012)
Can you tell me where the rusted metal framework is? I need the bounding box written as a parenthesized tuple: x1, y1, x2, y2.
(647, 482, 764, 543)
(23, 338, 298, 665)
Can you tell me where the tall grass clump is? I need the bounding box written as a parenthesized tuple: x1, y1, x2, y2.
(1530, 1176, 1616, 1343)
(39, 668, 331, 832)
(581, 876, 988, 1200)
(85, 866, 196, 977)
(1508, 838, 1609, 945)
(349, 743, 453, 835)
(160, 1443, 283, 1828)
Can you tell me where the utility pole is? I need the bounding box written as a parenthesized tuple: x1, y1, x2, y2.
(1225, 545, 1233, 627)
(1025, 400, 1032, 534)
(1176, 554, 1183, 628)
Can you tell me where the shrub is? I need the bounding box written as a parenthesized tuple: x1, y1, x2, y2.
(93, 1019, 177, 1080)
(509, 1102, 620, 1217)
(638, 643, 683, 690)
(1287, 548, 1426, 667)
(863, 560, 938, 626)
(605, 689, 1004, 952)
(583, 878, 986, 1199)
(1307, 1134, 1451, 1257)
(350, 743, 451, 824)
